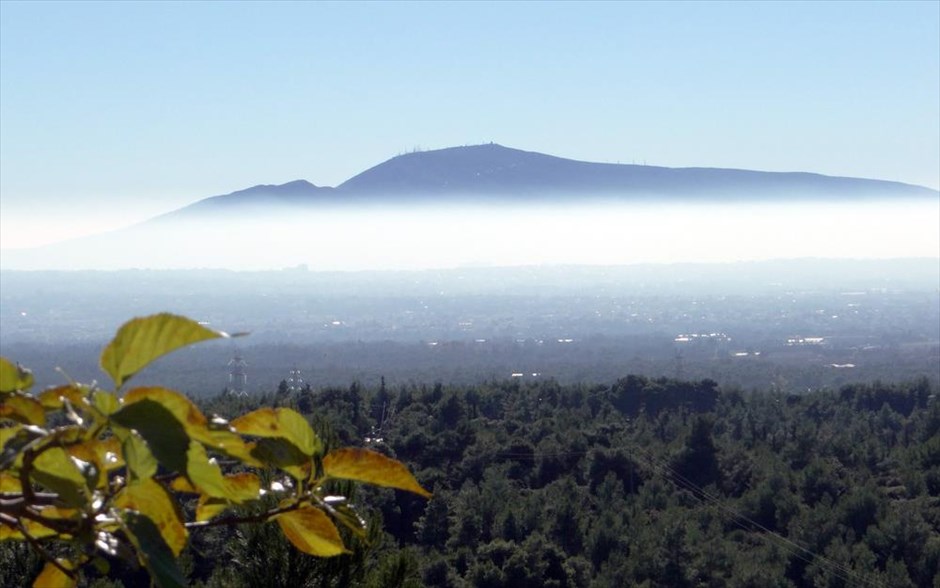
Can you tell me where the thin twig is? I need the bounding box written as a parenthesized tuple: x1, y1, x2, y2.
(185, 500, 303, 529)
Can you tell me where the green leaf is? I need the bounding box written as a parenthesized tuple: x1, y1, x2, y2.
(274, 505, 348, 557)
(112, 398, 190, 475)
(91, 390, 120, 416)
(0, 357, 33, 394)
(324, 501, 368, 539)
(185, 441, 229, 498)
(100, 314, 228, 389)
(231, 407, 321, 457)
(118, 386, 262, 463)
(0, 395, 46, 426)
(115, 478, 188, 556)
(323, 448, 432, 498)
(250, 437, 311, 482)
(121, 510, 187, 588)
(122, 433, 158, 482)
(1, 424, 37, 470)
(31, 447, 89, 507)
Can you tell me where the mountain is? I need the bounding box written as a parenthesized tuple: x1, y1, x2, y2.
(1, 144, 937, 270)
(152, 143, 939, 217)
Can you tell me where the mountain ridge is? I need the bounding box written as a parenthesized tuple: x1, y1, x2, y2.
(187, 143, 939, 214)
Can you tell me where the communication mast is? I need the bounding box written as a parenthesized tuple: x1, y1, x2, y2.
(287, 366, 304, 393)
(228, 353, 248, 396)
(674, 348, 685, 380)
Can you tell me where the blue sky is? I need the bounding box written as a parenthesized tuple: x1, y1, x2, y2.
(1, 1, 938, 248)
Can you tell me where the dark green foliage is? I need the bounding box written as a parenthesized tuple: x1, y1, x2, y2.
(8, 375, 931, 585)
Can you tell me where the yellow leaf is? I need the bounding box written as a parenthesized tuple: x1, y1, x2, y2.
(0, 358, 33, 394)
(37, 506, 81, 521)
(195, 495, 229, 522)
(274, 505, 348, 557)
(193, 427, 264, 467)
(32, 560, 76, 588)
(183, 471, 260, 521)
(0, 472, 21, 492)
(114, 478, 188, 557)
(0, 517, 60, 541)
(222, 472, 262, 502)
(122, 387, 209, 429)
(94, 436, 126, 472)
(169, 476, 198, 494)
(122, 433, 158, 482)
(187, 443, 261, 503)
(323, 448, 431, 498)
(185, 441, 229, 498)
(231, 407, 321, 456)
(100, 313, 228, 389)
(0, 395, 45, 426)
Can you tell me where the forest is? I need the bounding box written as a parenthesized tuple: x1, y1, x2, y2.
(6, 373, 936, 587)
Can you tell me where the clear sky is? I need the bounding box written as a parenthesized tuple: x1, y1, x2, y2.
(1, 0, 938, 249)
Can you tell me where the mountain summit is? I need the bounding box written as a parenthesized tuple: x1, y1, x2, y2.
(336, 143, 937, 200)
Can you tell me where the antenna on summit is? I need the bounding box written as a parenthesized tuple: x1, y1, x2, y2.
(228, 352, 248, 396)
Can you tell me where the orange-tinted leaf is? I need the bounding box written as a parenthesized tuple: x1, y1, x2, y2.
(114, 478, 188, 557)
(169, 476, 198, 494)
(31, 559, 75, 588)
(231, 408, 320, 457)
(0, 395, 45, 426)
(323, 448, 431, 498)
(222, 472, 262, 502)
(37, 385, 86, 410)
(274, 505, 348, 557)
(100, 313, 228, 389)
